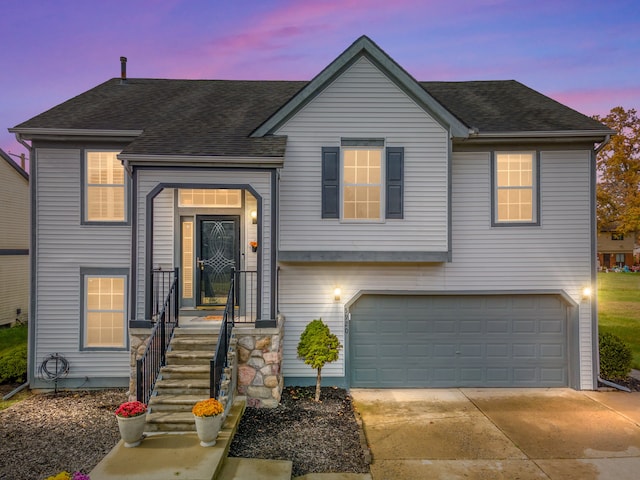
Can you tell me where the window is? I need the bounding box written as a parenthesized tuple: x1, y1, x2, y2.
(611, 233, 624, 241)
(343, 149, 382, 220)
(178, 189, 242, 207)
(321, 144, 403, 220)
(83, 272, 127, 349)
(85, 151, 126, 222)
(493, 152, 537, 225)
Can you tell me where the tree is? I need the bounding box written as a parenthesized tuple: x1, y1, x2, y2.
(297, 318, 342, 402)
(593, 107, 640, 233)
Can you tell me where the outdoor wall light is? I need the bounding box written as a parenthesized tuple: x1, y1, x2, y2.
(582, 286, 592, 299)
(250, 210, 257, 224)
(334, 287, 341, 301)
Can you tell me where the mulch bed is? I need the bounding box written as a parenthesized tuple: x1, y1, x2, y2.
(229, 386, 371, 477)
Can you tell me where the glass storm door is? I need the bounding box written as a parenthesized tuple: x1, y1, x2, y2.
(196, 216, 239, 306)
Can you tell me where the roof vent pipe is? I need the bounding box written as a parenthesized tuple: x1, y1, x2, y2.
(120, 56, 127, 83)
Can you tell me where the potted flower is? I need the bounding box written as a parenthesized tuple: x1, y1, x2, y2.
(114, 400, 147, 447)
(249, 241, 258, 253)
(192, 398, 224, 447)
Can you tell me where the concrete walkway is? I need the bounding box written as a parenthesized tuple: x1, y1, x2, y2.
(351, 388, 640, 480)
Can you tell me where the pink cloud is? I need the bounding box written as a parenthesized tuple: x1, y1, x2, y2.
(548, 86, 640, 117)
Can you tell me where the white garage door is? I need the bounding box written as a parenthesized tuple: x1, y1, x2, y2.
(349, 294, 568, 388)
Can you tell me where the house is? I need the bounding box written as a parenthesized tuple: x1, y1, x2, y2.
(10, 36, 613, 403)
(597, 229, 637, 270)
(0, 149, 29, 327)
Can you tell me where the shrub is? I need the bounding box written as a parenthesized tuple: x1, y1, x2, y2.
(297, 318, 342, 402)
(0, 343, 27, 383)
(599, 331, 632, 380)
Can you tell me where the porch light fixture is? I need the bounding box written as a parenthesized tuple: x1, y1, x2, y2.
(250, 210, 257, 224)
(334, 287, 341, 301)
(582, 286, 592, 299)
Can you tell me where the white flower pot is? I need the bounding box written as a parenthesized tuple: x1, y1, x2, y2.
(194, 414, 223, 447)
(116, 414, 146, 447)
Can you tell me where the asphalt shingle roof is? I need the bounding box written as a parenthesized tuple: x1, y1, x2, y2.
(14, 77, 609, 157)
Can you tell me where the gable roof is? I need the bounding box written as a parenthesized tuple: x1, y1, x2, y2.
(11, 36, 612, 158)
(0, 148, 29, 181)
(251, 35, 470, 138)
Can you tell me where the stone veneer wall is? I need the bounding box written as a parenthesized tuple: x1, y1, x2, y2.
(128, 328, 152, 401)
(235, 314, 285, 408)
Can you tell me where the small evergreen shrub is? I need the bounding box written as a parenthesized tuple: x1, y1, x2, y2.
(0, 343, 27, 383)
(297, 318, 342, 401)
(599, 331, 632, 380)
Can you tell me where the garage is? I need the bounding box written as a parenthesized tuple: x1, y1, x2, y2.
(349, 294, 570, 388)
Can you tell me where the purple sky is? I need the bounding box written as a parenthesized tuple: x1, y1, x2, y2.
(2, 0, 639, 170)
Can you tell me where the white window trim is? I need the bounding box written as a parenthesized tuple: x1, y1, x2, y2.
(492, 151, 539, 226)
(83, 150, 128, 224)
(81, 269, 128, 350)
(340, 147, 385, 223)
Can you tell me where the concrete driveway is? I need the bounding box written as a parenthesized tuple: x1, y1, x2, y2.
(351, 388, 640, 480)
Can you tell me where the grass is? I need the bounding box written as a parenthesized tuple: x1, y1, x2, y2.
(0, 324, 29, 410)
(598, 272, 640, 370)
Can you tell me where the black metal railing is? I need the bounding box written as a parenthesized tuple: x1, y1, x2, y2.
(136, 268, 179, 404)
(209, 269, 257, 398)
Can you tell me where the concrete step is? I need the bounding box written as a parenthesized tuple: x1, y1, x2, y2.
(148, 394, 207, 413)
(218, 457, 293, 480)
(146, 411, 197, 432)
(155, 378, 210, 396)
(166, 350, 214, 365)
(174, 326, 220, 335)
(160, 364, 211, 379)
(170, 336, 218, 351)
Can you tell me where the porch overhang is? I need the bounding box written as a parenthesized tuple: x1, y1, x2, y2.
(118, 154, 285, 169)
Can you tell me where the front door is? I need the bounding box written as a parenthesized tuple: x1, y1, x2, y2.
(196, 216, 240, 307)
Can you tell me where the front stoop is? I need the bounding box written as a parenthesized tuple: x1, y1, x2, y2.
(146, 327, 219, 432)
(90, 397, 246, 480)
(218, 458, 292, 480)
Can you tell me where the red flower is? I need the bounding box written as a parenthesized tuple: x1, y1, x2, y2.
(115, 401, 147, 418)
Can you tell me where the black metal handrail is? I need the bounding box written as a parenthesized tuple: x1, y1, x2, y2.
(209, 269, 257, 398)
(210, 270, 235, 399)
(136, 268, 179, 404)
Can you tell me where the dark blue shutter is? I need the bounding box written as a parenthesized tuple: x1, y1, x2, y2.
(386, 147, 404, 219)
(321, 147, 340, 218)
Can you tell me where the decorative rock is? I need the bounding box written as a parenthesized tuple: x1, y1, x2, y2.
(238, 336, 255, 351)
(264, 375, 278, 388)
(247, 385, 272, 399)
(261, 398, 279, 408)
(238, 365, 256, 385)
(237, 346, 251, 363)
(248, 356, 265, 370)
(255, 336, 271, 351)
(263, 351, 279, 364)
(251, 372, 264, 386)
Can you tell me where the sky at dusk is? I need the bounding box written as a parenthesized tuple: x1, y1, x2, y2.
(2, 0, 639, 170)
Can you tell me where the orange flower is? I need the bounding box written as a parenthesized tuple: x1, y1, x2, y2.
(249, 241, 258, 248)
(192, 398, 224, 417)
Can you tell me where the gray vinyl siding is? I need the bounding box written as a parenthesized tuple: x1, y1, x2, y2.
(135, 168, 274, 321)
(33, 148, 131, 383)
(152, 188, 174, 271)
(280, 149, 594, 388)
(276, 56, 448, 253)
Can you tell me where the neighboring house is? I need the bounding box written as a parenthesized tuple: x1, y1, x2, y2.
(597, 230, 637, 269)
(0, 148, 29, 327)
(10, 36, 613, 399)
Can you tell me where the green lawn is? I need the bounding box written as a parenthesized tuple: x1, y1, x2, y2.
(598, 272, 640, 369)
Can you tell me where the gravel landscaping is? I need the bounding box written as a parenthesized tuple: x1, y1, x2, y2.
(0, 385, 370, 479)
